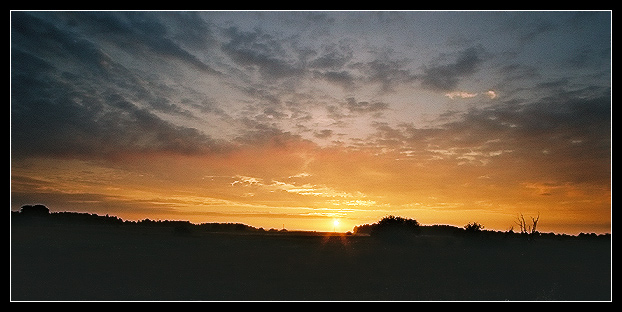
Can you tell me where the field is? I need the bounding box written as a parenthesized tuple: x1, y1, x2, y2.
(11, 221, 611, 301)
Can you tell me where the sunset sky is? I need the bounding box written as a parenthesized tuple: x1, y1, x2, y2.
(10, 11, 611, 234)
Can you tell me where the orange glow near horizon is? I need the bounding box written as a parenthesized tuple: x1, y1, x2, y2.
(10, 141, 611, 235)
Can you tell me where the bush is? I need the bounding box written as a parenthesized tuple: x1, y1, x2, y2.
(464, 222, 484, 233)
(369, 215, 421, 239)
(19, 204, 50, 216)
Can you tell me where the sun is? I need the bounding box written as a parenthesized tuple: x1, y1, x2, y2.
(332, 219, 340, 232)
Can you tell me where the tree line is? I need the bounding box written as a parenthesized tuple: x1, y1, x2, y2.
(353, 215, 610, 241)
(13, 205, 610, 240)
(12, 204, 262, 234)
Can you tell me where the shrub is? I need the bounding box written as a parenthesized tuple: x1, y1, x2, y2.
(369, 215, 421, 238)
(464, 222, 484, 233)
(19, 204, 50, 216)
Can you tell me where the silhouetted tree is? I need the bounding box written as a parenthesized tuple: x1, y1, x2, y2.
(515, 213, 540, 240)
(464, 222, 484, 233)
(19, 204, 50, 216)
(352, 223, 374, 235)
(369, 215, 421, 239)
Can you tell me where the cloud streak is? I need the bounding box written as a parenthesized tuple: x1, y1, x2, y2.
(445, 90, 497, 99)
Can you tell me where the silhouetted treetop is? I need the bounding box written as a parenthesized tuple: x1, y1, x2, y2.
(464, 222, 484, 233)
(369, 215, 422, 237)
(19, 204, 50, 215)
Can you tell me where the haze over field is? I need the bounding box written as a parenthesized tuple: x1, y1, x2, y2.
(10, 11, 611, 234)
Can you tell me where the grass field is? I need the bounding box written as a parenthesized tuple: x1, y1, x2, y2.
(11, 221, 611, 301)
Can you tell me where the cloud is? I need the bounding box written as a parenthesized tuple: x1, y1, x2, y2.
(221, 26, 303, 80)
(513, 19, 556, 44)
(312, 70, 356, 89)
(344, 97, 389, 114)
(62, 11, 220, 75)
(11, 12, 114, 77)
(497, 64, 541, 82)
(231, 175, 264, 187)
(352, 57, 417, 92)
(10, 51, 221, 159)
(445, 91, 478, 99)
(444, 90, 497, 99)
(231, 118, 316, 151)
(231, 174, 358, 199)
(10, 12, 234, 159)
(290, 11, 335, 26)
(308, 42, 353, 69)
(484, 90, 497, 99)
(420, 46, 485, 92)
(314, 129, 334, 139)
(288, 172, 312, 179)
(323, 97, 391, 124)
(11, 72, 225, 159)
(365, 86, 610, 185)
(162, 11, 216, 50)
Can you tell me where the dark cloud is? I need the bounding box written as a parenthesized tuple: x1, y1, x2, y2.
(344, 97, 389, 114)
(289, 11, 335, 26)
(11, 12, 114, 77)
(367, 122, 415, 150)
(220, 24, 418, 93)
(517, 20, 556, 43)
(237, 85, 282, 106)
(11, 67, 224, 159)
(352, 58, 417, 92)
(324, 97, 391, 122)
(102, 93, 226, 154)
(308, 42, 353, 69)
(233, 118, 309, 149)
(365, 86, 610, 184)
(312, 70, 356, 90)
(307, 42, 357, 89)
(497, 63, 540, 82)
(162, 11, 216, 50)
(219, 18, 424, 97)
(420, 46, 484, 92)
(313, 129, 334, 139)
(221, 26, 303, 80)
(12, 12, 212, 117)
(564, 46, 611, 70)
(479, 93, 608, 183)
(11, 11, 326, 160)
(10, 12, 234, 159)
(59, 11, 220, 75)
(499, 12, 560, 46)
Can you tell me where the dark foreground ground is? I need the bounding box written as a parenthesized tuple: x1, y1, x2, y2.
(11, 222, 611, 301)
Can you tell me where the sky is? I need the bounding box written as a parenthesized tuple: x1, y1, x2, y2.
(10, 11, 611, 234)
